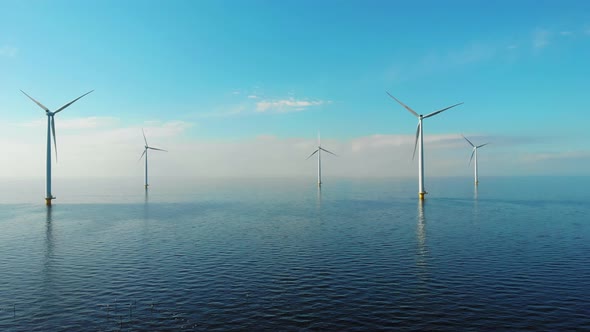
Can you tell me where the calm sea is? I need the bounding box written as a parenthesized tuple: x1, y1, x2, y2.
(0, 177, 589, 331)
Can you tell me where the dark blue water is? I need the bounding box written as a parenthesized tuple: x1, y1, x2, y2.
(0, 177, 589, 331)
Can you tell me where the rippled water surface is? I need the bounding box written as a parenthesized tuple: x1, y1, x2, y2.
(0, 177, 589, 331)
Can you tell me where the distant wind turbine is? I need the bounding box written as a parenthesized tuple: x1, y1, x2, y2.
(21, 89, 94, 206)
(139, 129, 167, 189)
(306, 133, 337, 186)
(386, 91, 463, 199)
(462, 135, 489, 185)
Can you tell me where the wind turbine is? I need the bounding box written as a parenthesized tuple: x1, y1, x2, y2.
(462, 135, 489, 185)
(21, 89, 94, 206)
(306, 133, 337, 186)
(139, 129, 167, 189)
(386, 92, 463, 199)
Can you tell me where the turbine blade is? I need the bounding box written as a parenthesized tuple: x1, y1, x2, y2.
(477, 143, 490, 148)
(386, 91, 419, 117)
(423, 102, 464, 119)
(54, 90, 94, 114)
(469, 149, 475, 166)
(138, 149, 146, 161)
(412, 122, 420, 160)
(51, 116, 58, 162)
(306, 149, 319, 160)
(462, 134, 474, 147)
(142, 128, 148, 146)
(148, 147, 167, 152)
(20, 90, 50, 112)
(320, 147, 337, 156)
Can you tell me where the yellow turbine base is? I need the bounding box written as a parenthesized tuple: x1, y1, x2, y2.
(45, 198, 52, 206)
(419, 192, 426, 200)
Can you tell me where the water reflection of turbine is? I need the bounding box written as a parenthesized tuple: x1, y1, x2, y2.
(414, 199, 432, 298)
(316, 185, 322, 209)
(143, 189, 150, 221)
(472, 184, 480, 224)
(416, 200, 427, 265)
(45, 207, 54, 258)
(42, 206, 56, 302)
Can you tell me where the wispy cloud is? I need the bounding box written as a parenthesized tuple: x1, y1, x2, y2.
(386, 24, 590, 82)
(247, 95, 259, 99)
(447, 42, 497, 65)
(18, 116, 119, 129)
(533, 28, 550, 49)
(195, 104, 247, 118)
(523, 150, 590, 162)
(385, 42, 498, 82)
(0, 45, 18, 57)
(256, 98, 328, 113)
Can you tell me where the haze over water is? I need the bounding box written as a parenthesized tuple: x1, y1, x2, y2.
(0, 176, 588, 331)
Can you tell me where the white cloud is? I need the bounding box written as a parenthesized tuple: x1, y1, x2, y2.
(247, 95, 259, 99)
(350, 134, 410, 152)
(0, 118, 193, 178)
(256, 98, 327, 113)
(2, 125, 588, 179)
(560, 31, 573, 36)
(0, 45, 18, 57)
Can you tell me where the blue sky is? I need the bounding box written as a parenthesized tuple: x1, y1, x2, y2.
(1, 0, 590, 178)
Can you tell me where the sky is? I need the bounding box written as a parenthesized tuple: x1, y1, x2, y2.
(1, 0, 590, 181)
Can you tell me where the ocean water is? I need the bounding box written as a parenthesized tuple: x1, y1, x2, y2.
(0, 176, 589, 331)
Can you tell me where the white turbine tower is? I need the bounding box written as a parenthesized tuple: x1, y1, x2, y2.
(306, 133, 337, 186)
(386, 92, 463, 199)
(21, 90, 94, 206)
(462, 135, 489, 185)
(139, 129, 167, 189)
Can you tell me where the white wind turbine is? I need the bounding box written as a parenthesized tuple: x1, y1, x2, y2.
(139, 129, 167, 189)
(462, 135, 489, 185)
(21, 89, 94, 206)
(386, 92, 463, 199)
(306, 133, 337, 186)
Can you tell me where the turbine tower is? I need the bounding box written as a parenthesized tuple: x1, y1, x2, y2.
(462, 134, 489, 185)
(21, 90, 94, 206)
(306, 133, 337, 186)
(139, 129, 167, 189)
(386, 92, 463, 199)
